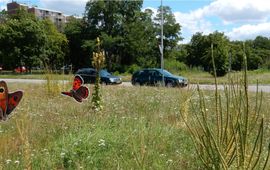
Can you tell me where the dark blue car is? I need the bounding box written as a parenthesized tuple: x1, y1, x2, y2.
(132, 68, 188, 87)
(75, 68, 122, 85)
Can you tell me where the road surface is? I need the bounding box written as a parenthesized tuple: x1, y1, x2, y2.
(1, 78, 270, 93)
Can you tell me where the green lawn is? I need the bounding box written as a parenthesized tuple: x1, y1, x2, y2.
(0, 80, 269, 169)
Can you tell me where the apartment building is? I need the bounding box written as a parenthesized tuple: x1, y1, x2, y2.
(7, 1, 68, 30)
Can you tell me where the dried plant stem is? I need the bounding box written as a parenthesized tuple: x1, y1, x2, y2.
(16, 120, 31, 170)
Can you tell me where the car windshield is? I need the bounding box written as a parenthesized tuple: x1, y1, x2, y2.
(160, 69, 173, 77)
(99, 70, 111, 77)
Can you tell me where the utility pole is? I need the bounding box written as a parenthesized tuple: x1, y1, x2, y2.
(161, 0, 164, 86)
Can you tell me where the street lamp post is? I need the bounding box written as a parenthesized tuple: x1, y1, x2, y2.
(161, 0, 164, 86)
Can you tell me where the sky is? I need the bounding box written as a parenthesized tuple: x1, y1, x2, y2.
(1, 0, 270, 43)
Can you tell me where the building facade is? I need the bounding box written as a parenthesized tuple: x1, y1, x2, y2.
(7, 1, 68, 31)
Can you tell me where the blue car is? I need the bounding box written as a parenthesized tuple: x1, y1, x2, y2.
(75, 68, 122, 85)
(132, 68, 188, 87)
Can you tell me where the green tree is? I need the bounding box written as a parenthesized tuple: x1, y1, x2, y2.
(252, 36, 270, 69)
(41, 19, 68, 70)
(122, 9, 158, 68)
(203, 32, 229, 76)
(229, 41, 244, 71)
(186, 32, 207, 67)
(154, 6, 182, 59)
(253, 36, 270, 50)
(83, 0, 159, 72)
(0, 10, 7, 24)
(0, 10, 68, 71)
(64, 17, 91, 70)
(187, 31, 229, 76)
(0, 10, 46, 71)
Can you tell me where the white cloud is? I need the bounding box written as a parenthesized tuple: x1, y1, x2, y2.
(0, 5, 6, 10)
(0, 0, 9, 3)
(171, 0, 270, 43)
(226, 22, 270, 41)
(40, 0, 88, 16)
(207, 0, 270, 23)
(0, 0, 9, 10)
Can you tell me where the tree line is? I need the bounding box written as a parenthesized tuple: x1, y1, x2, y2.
(0, 0, 269, 76)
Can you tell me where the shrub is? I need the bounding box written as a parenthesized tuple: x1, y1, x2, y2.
(164, 59, 188, 74)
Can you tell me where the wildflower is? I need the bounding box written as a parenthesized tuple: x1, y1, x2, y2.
(60, 152, 66, 158)
(14, 160, 20, 164)
(166, 159, 173, 164)
(160, 154, 166, 157)
(6, 159, 12, 164)
(98, 139, 106, 147)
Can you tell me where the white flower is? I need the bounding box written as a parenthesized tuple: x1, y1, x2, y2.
(160, 154, 165, 157)
(60, 152, 66, 158)
(98, 139, 106, 147)
(14, 160, 20, 164)
(6, 159, 12, 164)
(166, 159, 173, 164)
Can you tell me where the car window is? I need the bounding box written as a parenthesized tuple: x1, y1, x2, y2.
(90, 70, 97, 75)
(99, 70, 111, 77)
(141, 70, 149, 76)
(154, 71, 162, 76)
(160, 70, 173, 76)
(148, 70, 156, 76)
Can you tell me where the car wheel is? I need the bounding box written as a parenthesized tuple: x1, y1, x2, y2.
(166, 82, 173, 88)
(101, 81, 107, 85)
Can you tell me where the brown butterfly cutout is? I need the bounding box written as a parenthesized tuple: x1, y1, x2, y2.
(0, 81, 23, 121)
(61, 75, 89, 102)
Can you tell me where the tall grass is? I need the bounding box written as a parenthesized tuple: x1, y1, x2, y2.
(44, 69, 72, 96)
(180, 43, 270, 169)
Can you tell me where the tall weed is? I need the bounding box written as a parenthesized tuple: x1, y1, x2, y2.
(181, 43, 270, 169)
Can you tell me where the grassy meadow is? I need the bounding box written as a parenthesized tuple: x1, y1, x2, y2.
(0, 75, 269, 169)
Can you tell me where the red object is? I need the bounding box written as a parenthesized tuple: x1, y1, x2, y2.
(14, 66, 27, 73)
(61, 75, 89, 102)
(0, 81, 23, 121)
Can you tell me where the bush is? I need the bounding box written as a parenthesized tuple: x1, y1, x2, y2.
(126, 64, 141, 74)
(164, 59, 188, 74)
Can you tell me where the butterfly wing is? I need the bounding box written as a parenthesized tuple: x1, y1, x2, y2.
(0, 108, 5, 121)
(61, 75, 87, 103)
(61, 91, 72, 97)
(6, 91, 23, 116)
(72, 92, 83, 103)
(76, 86, 89, 99)
(73, 75, 84, 91)
(0, 81, 9, 119)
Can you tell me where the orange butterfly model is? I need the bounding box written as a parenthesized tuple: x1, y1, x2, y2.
(0, 81, 23, 121)
(61, 75, 89, 102)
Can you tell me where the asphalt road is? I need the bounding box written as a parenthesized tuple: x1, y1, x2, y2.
(1, 78, 270, 93)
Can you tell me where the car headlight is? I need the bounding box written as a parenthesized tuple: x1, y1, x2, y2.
(178, 79, 184, 83)
(109, 78, 115, 82)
